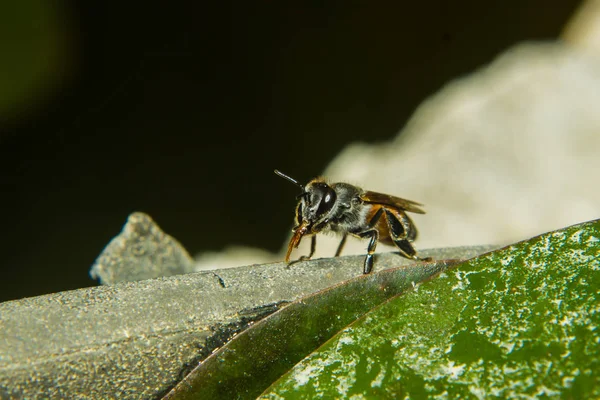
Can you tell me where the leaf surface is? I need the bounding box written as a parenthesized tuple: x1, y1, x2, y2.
(261, 219, 600, 399)
(163, 259, 460, 399)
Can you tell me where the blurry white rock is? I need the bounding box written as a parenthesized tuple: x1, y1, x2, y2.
(321, 41, 600, 259)
(563, 0, 600, 53)
(195, 3, 600, 269)
(194, 246, 279, 271)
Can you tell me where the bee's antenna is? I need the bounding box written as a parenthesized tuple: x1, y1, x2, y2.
(274, 169, 304, 190)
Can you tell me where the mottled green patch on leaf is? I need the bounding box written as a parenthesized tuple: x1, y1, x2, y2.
(261, 220, 600, 399)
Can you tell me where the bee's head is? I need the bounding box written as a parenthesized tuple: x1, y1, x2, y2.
(274, 170, 337, 230)
(299, 180, 337, 226)
(275, 169, 338, 262)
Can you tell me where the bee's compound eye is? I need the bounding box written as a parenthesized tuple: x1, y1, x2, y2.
(316, 186, 337, 217)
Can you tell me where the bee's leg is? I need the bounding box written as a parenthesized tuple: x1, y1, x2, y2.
(334, 234, 348, 257)
(297, 235, 316, 262)
(384, 209, 431, 262)
(393, 238, 422, 260)
(355, 207, 385, 274)
(307, 235, 317, 258)
(358, 229, 379, 274)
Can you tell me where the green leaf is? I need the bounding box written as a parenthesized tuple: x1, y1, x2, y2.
(260, 219, 600, 399)
(163, 259, 461, 400)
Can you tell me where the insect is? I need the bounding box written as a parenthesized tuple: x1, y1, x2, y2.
(275, 169, 430, 274)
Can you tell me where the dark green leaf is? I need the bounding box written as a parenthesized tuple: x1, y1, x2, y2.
(163, 259, 461, 399)
(261, 219, 600, 399)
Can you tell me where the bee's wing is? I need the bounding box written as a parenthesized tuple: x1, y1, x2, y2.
(361, 190, 426, 214)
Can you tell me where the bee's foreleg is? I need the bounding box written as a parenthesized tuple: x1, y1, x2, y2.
(308, 235, 316, 259)
(297, 235, 316, 262)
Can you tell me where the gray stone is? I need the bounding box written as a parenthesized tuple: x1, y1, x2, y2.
(90, 212, 195, 284)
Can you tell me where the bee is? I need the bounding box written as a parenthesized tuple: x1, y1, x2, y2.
(275, 169, 430, 274)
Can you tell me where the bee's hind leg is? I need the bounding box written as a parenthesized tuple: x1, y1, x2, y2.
(393, 238, 432, 262)
(384, 209, 431, 262)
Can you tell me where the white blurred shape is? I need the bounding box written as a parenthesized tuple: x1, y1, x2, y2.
(195, 2, 600, 269)
(326, 42, 600, 255)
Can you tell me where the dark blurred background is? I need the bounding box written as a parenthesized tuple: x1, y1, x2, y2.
(0, 1, 582, 302)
